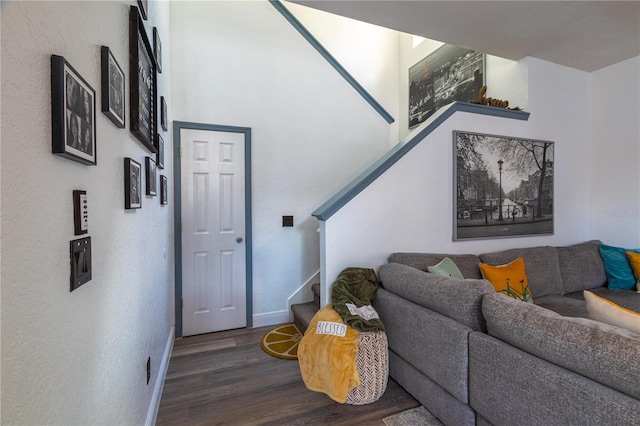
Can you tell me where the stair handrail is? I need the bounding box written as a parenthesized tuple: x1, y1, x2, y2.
(269, 0, 395, 124)
(312, 102, 530, 221)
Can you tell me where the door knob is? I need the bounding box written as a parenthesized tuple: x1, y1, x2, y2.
(236, 237, 243, 243)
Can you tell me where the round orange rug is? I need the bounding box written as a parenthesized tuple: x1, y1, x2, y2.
(260, 323, 302, 360)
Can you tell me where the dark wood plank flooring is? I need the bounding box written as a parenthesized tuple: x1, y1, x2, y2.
(157, 325, 419, 425)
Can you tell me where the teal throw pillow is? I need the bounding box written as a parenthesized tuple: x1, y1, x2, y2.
(427, 257, 464, 279)
(599, 244, 640, 290)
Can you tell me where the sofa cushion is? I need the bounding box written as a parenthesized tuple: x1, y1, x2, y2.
(479, 246, 563, 298)
(482, 292, 640, 401)
(379, 262, 493, 331)
(584, 290, 640, 335)
(600, 243, 640, 290)
(626, 251, 640, 292)
(556, 240, 606, 294)
(533, 294, 589, 318)
(389, 253, 483, 279)
(427, 257, 464, 279)
(479, 257, 532, 302)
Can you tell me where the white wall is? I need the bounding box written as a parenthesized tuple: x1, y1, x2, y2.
(170, 0, 392, 325)
(590, 56, 640, 247)
(283, 1, 401, 144)
(1, 1, 173, 424)
(322, 58, 595, 288)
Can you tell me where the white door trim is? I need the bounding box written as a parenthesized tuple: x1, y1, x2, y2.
(173, 121, 252, 337)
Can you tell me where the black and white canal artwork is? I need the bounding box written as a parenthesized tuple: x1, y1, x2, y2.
(453, 131, 554, 240)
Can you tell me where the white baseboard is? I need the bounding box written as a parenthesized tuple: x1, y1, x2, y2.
(252, 309, 289, 328)
(145, 326, 175, 426)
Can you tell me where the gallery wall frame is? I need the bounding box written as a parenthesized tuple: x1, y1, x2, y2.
(156, 133, 165, 169)
(129, 5, 157, 153)
(51, 55, 97, 165)
(124, 157, 142, 209)
(160, 175, 168, 205)
(153, 27, 162, 73)
(160, 96, 168, 131)
(137, 0, 148, 20)
(146, 156, 157, 196)
(453, 130, 554, 241)
(101, 46, 126, 129)
(409, 44, 485, 128)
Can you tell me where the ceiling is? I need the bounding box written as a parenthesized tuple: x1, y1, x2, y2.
(287, 0, 640, 72)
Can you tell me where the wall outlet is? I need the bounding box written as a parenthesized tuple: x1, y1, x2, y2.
(282, 215, 294, 227)
(146, 357, 151, 385)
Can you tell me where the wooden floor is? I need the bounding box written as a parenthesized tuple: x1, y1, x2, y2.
(156, 325, 419, 425)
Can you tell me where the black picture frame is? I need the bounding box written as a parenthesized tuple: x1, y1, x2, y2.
(146, 156, 157, 196)
(124, 158, 142, 209)
(409, 44, 485, 128)
(101, 46, 125, 128)
(129, 6, 157, 153)
(160, 175, 168, 205)
(156, 133, 165, 169)
(51, 55, 97, 165)
(153, 27, 162, 73)
(137, 0, 148, 20)
(453, 131, 554, 240)
(160, 96, 167, 131)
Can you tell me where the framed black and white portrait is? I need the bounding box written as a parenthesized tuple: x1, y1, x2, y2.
(453, 131, 554, 240)
(101, 46, 125, 128)
(125, 158, 142, 209)
(130, 5, 157, 153)
(160, 175, 168, 205)
(51, 55, 97, 165)
(146, 156, 157, 196)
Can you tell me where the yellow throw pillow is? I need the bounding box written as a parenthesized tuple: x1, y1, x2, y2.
(479, 257, 532, 302)
(626, 251, 640, 293)
(584, 290, 640, 335)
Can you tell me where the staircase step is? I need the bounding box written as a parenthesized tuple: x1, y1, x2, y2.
(291, 301, 318, 333)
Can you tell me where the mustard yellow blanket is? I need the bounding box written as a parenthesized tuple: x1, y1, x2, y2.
(298, 305, 360, 403)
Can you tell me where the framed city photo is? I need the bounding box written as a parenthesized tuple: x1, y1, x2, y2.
(453, 131, 554, 240)
(124, 158, 142, 209)
(156, 133, 164, 169)
(153, 27, 162, 73)
(160, 96, 167, 131)
(160, 175, 168, 205)
(101, 46, 125, 128)
(146, 156, 157, 196)
(129, 5, 157, 153)
(409, 44, 485, 128)
(51, 55, 97, 165)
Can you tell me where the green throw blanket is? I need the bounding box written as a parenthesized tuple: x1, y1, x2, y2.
(331, 267, 385, 333)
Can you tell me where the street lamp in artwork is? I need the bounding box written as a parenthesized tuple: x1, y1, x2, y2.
(498, 159, 504, 221)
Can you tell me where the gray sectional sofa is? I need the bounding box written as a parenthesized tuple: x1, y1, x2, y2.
(372, 240, 640, 426)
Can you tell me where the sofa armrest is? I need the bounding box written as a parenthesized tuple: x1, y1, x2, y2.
(379, 262, 494, 331)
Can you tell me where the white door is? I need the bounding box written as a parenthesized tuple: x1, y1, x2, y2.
(181, 128, 246, 336)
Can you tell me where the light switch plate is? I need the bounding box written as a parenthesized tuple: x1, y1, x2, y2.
(73, 190, 88, 235)
(70, 237, 92, 292)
